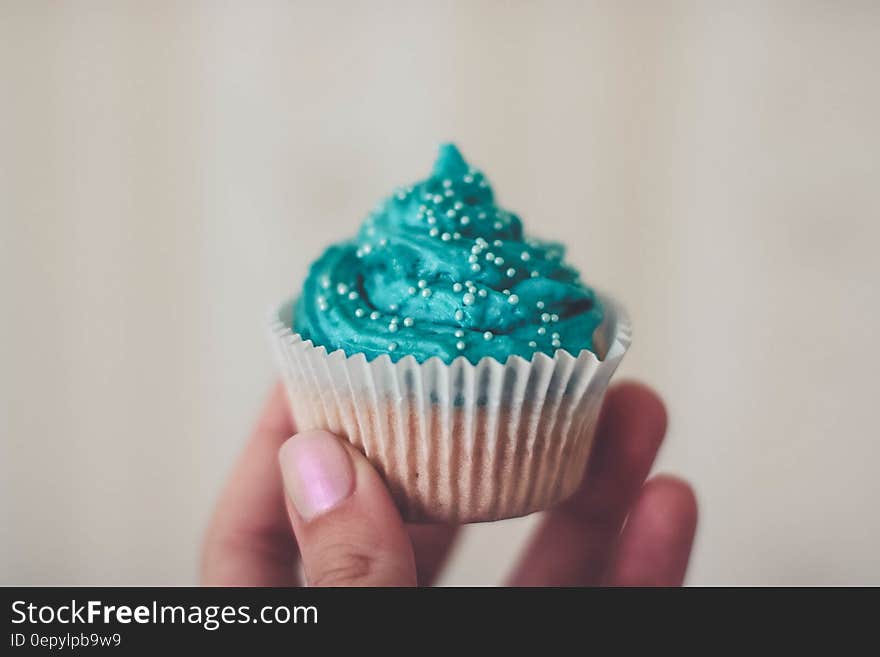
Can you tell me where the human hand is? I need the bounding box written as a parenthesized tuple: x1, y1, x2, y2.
(201, 381, 697, 586)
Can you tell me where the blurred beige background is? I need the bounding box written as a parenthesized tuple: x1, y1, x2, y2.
(2, 1, 879, 585)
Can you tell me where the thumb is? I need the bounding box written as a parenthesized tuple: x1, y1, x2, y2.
(278, 430, 416, 586)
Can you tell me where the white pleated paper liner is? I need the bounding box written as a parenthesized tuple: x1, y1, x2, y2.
(269, 296, 631, 523)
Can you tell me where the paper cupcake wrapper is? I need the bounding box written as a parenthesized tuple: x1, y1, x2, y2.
(269, 295, 631, 523)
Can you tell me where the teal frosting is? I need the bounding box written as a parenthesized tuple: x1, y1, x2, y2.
(293, 144, 604, 364)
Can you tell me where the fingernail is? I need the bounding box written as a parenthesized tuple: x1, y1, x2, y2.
(279, 431, 355, 521)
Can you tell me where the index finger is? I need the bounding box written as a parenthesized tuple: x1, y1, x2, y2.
(201, 383, 300, 586)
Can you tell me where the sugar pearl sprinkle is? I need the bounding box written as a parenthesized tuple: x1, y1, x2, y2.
(304, 145, 600, 362)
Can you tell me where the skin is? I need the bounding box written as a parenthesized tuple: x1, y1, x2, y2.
(201, 381, 698, 586)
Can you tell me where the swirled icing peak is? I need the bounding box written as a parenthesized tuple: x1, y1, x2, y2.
(293, 144, 604, 364)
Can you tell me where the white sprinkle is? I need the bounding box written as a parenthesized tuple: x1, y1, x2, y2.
(551, 314, 559, 322)
(460, 216, 470, 225)
(379, 238, 388, 247)
(521, 251, 531, 261)
(528, 340, 537, 348)
(453, 232, 461, 240)
(418, 279, 428, 289)
(454, 201, 463, 210)
(478, 289, 488, 298)
(485, 252, 495, 262)
(552, 332, 560, 339)
(389, 304, 398, 312)
(456, 341, 466, 351)
(444, 189, 454, 197)
(468, 254, 478, 264)
(336, 283, 349, 295)
(536, 301, 545, 309)
(506, 268, 516, 278)
(388, 342, 398, 352)
(320, 276, 331, 289)
(551, 339, 561, 348)
(370, 311, 380, 320)
(403, 317, 414, 327)
(495, 257, 505, 266)
(362, 244, 372, 255)
(463, 175, 473, 183)
(494, 222, 503, 230)
(427, 216, 437, 225)
(348, 291, 358, 300)
(454, 329, 464, 338)
(462, 293, 475, 306)
(530, 270, 539, 278)
(454, 309, 465, 321)
(541, 313, 551, 323)
(502, 289, 510, 295)
(429, 227, 439, 237)
(433, 195, 443, 203)
(421, 288, 432, 298)
(408, 286, 417, 295)
(446, 209, 456, 218)
(471, 264, 481, 272)
(355, 308, 365, 318)
(441, 232, 451, 241)
(453, 283, 463, 292)
(388, 323, 398, 333)
(508, 294, 519, 305)
(483, 331, 493, 341)
(442, 179, 452, 188)
(537, 327, 547, 335)
(493, 240, 503, 248)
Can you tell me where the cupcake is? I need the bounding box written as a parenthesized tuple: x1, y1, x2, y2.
(270, 144, 630, 522)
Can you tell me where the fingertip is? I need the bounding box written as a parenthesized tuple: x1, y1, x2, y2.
(645, 473, 697, 505)
(639, 474, 699, 537)
(604, 474, 698, 587)
(607, 380, 668, 437)
(591, 381, 668, 476)
(278, 430, 355, 523)
(279, 430, 416, 586)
